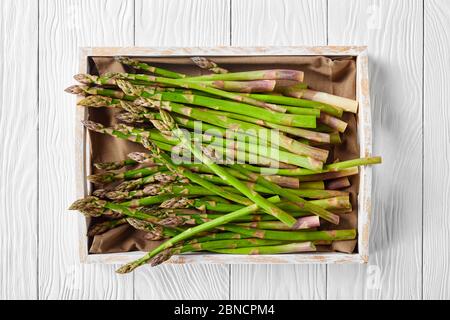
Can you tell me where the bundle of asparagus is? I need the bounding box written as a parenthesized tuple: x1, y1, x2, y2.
(67, 56, 381, 273)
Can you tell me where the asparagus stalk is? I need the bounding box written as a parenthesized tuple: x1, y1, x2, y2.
(105, 184, 235, 201)
(84, 119, 295, 169)
(327, 177, 351, 190)
(69, 196, 186, 227)
(81, 120, 176, 154)
(180, 238, 285, 253)
(191, 57, 228, 74)
(261, 122, 331, 143)
(127, 152, 254, 181)
(198, 133, 323, 170)
(230, 165, 340, 225)
(115, 171, 183, 191)
(134, 100, 326, 162)
(246, 93, 344, 117)
(283, 107, 320, 117)
(65, 84, 135, 100)
(184, 69, 304, 81)
(187, 232, 253, 243)
(172, 213, 320, 230)
(297, 168, 359, 182)
(319, 113, 348, 133)
(142, 139, 253, 205)
(115, 56, 186, 79)
(310, 196, 352, 210)
(194, 80, 277, 93)
(242, 156, 381, 176)
(326, 156, 382, 170)
(154, 110, 298, 227)
(87, 166, 168, 184)
(198, 175, 346, 199)
(168, 194, 349, 213)
(236, 216, 320, 230)
(119, 102, 330, 144)
(198, 108, 328, 161)
(302, 89, 358, 113)
(262, 185, 347, 199)
(77, 91, 325, 161)
(94, 159, 138, 170)
(192, 211, 314, 222)
(120, 85, 319, 127)
(108, 72, 286, 112)
(149, 238, 287, 266)
(219, 225, 357, 242)
(201, 174, 300, 193)
(210, 242, 316, 255)
(115, 196, 281, 273)
(127, 152, 303, 187)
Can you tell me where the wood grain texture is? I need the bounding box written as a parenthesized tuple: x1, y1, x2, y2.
(134, 0, 230, 299)
(231, 265, 326, 299)
(134, 265, 229, 300)
(230, 0, 327, 300)
(135, 0, 231, 46)
(38, 0, 134, 299)
(0, 0, 38, 300)
(423, 0, 450, 300)
(231, 0, 327, 46)
(327, 0, 423, 299)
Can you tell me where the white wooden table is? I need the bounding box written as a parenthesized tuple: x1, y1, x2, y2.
(1, 0, 448, 300)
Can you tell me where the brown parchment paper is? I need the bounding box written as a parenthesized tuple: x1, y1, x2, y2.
(86, 55, 359, 254)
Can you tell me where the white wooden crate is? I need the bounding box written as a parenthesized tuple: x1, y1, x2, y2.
(75, 46, 372, 265)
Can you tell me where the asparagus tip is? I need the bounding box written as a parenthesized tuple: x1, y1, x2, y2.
(115, 56, 138, 67)
(158, 216, 185, 228)
(68, 196, 105, 217)
(116, 79, 144, 96)
(74, 73, 97, 84)
(133, 97, 155, 108)
(127, 152, 151, 163)
(65, 84, 86, 95)
(190, 56, 213, 69)
(149, 249, 173, 267)
(120, 100, 148, 114)
(92, 188, 108, 198)
(105, 190, 129, 200)
(82, 120, 104, 132)
(115, 179, 141, 192)
(140, 136, 157, 152)
(190, 57, 228, 74)
(159, 197, 192, 209)
(117, 112, 145, 124)
(87, 172, 114, 185)
(116, 261, 141, 274)
(78, 95, 112, 108)
(126, 217, 153, 231)
(154, 172, 179, 184)
(142, 184, 164, 196)
(94, 160, 126, 171)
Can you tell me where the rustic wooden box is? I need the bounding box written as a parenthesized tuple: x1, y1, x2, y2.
(75, 46, 372, 265)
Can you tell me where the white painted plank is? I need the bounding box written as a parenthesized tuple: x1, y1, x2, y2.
(327, 0, 423, 299)
(38, 0, 135, 299)
(134, 265, 229, 300)
(423, 0, 450, 300)
(0, 0, 38, 300)
(134, 0, 230, 299)
(135, 0, 231, 46)
(231, 0, 327, 46)
(230, 0, 327, 300)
